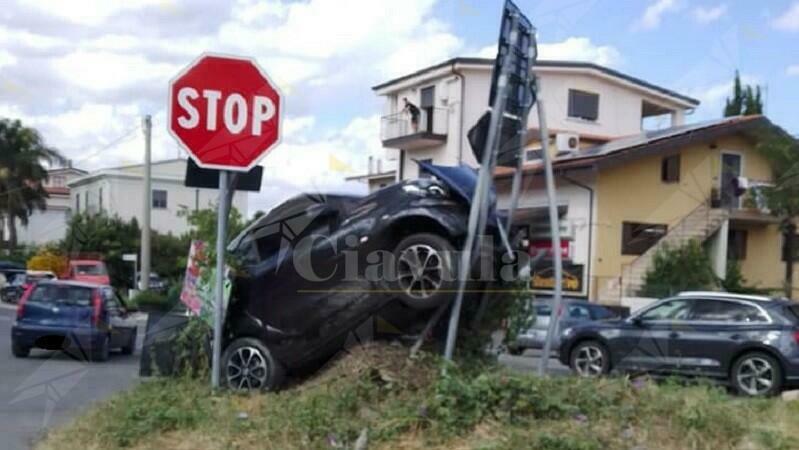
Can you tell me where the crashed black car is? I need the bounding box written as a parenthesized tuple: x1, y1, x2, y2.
(222, 162, 510, 390)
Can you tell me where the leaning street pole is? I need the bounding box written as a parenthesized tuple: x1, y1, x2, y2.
(140, 115, 152, 291)
(211, 170, 230, 389)
(537, 98, 565, 376)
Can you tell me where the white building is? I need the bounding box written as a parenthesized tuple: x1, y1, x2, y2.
(16, 166, 87, 245)
(370, 57, 699, 298)
(68, 159, 248, 236)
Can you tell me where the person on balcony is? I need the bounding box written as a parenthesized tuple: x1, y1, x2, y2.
(403, 97, 420, 132)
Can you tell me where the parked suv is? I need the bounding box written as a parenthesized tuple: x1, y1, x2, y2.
(11, 280, 137, 361)
(508, 299, 617, 355)
(559, 292, 799, 396)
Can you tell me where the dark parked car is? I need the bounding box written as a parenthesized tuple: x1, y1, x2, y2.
(222, 162, 507, 391)
(136, 272, 167, 293)
(11, 280, 138, 361)
(1, 269, 27, 303)
(508, 298, 617, 355)
(559, 291, 799, 396)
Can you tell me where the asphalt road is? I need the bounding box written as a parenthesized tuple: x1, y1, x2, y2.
(0, 306, 144, 450)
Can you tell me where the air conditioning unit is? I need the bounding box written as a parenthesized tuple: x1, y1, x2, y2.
(555, 132, 580, 153)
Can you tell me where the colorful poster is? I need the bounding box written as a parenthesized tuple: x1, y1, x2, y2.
(179, 240, 231, 326)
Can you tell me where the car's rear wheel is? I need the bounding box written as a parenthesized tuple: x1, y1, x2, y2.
(222, 337, 285, 392)
(570, 341, 610, 377)
(12, 341, 30, 358)
(121, 330, 137, 355)
(390, 233, 456, 310)
(92, 335, 110, 362)
(731, 352, 783, 397)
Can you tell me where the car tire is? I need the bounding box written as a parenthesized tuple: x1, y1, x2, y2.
(569, 340, 610, 377)
(731, 351, 783, 397)
(389, 233, 457, 310)
(12, 341, 30, 358)
(222, 337, 285, 392)
(121, 330, 137, 355)
(92, 335, 110, 362)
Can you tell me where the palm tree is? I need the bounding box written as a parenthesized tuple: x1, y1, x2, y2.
(0, 119, 65, 250)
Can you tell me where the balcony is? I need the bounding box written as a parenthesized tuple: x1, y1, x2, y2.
(380, 107, 448, 150)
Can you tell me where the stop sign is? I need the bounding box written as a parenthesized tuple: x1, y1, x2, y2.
(168, 53, 283, 172)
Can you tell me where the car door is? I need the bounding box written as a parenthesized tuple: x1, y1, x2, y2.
(614, 298, 694, 372)
(103, 288, 136, 348)
(671, 298, 772, 377)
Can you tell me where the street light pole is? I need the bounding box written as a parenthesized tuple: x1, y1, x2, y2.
(211, 170, 230, 389)
(141, 115, 152, 291)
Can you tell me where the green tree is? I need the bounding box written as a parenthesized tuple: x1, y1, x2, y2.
(723, 71, 763, 116)
(178, 204, 246, 257)
(0, 119, 65, 250)
(754, 125, 799, 297)
(641, 240, 718, 298)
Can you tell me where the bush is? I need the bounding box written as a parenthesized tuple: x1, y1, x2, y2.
(641, 240, 717, 298)
(131, 290, 177, 312)
(27, 249, 69, 276)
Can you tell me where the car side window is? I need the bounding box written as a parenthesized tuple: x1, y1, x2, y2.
(103, 288, 121, 315)
(568, 305, 591, 319)
(638, 299, 693, 321)
(690, 299, 769, 323)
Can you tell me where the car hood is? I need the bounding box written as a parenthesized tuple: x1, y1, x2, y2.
(415, 160, 494, 206)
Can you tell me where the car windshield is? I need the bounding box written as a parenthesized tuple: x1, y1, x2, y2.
(29, 284, 93, 306)
(75, 264, 106, 275)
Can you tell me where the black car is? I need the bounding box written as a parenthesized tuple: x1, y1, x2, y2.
(559, 291, 799, 396)
(222, 162, 509, 391)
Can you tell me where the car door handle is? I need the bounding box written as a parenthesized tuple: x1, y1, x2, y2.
(669, 332, 680, 339)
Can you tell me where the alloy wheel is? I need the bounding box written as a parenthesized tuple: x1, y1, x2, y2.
(226, 346, 269, 391)
(736, 357, 775, 396)
(574, 345, 605, 376)
(397, 244, 445, 299)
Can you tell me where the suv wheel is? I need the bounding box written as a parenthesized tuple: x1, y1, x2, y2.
(390, 233, 456, 310)
(92, 335, 110, 362)
(731, 352, 783, 397)
(570, 341, 610, 377)
(12, 341, 30, 358)
(222, 338, 285, 392)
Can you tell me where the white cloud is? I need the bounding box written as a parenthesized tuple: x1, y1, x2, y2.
(21, 0, 164, 26)
(52, 51, 179, 91)
(476, 37, 622, 67)
(773, 2, 799, 31)
(787, 65, 799, 76)
(693, 4, 727, 24)
(633, 0, 680, 30)
(0, 50, 17, 68)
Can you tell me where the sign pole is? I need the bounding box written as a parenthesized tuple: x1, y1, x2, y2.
(211, 170, 229, 389)
(537, 98, 564, 376)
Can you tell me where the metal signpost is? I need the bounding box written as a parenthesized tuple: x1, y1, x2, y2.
(168, 53, 283, 388)
(443, 0, 541, 360)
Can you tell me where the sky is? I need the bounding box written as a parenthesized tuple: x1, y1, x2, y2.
(0, 0, 797, 213)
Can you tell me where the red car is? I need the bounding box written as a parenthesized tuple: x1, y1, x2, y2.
(67, 260, 110, 286)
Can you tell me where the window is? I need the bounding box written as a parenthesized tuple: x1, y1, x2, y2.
(568, 304, 591, 319)
(689, 300, 768, 323)
(661, 155, 680, 183)
(51, 176, 66, 187)
(525, 148, 543, 161)
(622, 222, 667, 255)
(568, 89, 599, 121)
(639, 299, 693, 321)
(99, 187, 103, 212)
(728, 229, 748, 260)
(84, 191, 88, 210)
(75, 194, 80, 212)
(152, 189, 168, 209)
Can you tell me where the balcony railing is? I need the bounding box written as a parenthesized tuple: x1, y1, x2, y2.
(380, 107, 448, 149)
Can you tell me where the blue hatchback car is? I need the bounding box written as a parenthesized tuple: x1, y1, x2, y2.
(11, 280, 137, 361)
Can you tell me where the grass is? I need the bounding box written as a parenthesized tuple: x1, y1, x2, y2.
(36, 343, 799, 450)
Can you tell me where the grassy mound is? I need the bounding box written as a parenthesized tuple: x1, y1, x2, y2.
(37, 343, 799, 450)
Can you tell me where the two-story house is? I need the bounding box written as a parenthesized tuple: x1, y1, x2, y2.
(68, 158, 248, 236)
(371, 57, 797, 307)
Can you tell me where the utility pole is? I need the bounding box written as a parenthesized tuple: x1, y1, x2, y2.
(140, 115, 152, 291)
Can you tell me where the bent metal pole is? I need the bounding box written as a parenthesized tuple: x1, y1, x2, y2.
(211, 170, 229, 389)
(537, 98, 564, 376)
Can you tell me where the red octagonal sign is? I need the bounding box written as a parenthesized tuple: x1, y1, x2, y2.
(168, 53, 283, 172)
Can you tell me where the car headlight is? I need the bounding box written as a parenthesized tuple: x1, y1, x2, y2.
(402, 180, 448, 198)
(561, 327, 574, 337)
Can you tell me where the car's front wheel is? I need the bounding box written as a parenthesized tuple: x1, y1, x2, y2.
(570, 340, 610, 377)
(390, 233, 456, 310)
(222, 337, 285, 392)
(731, 352, 783, 397)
